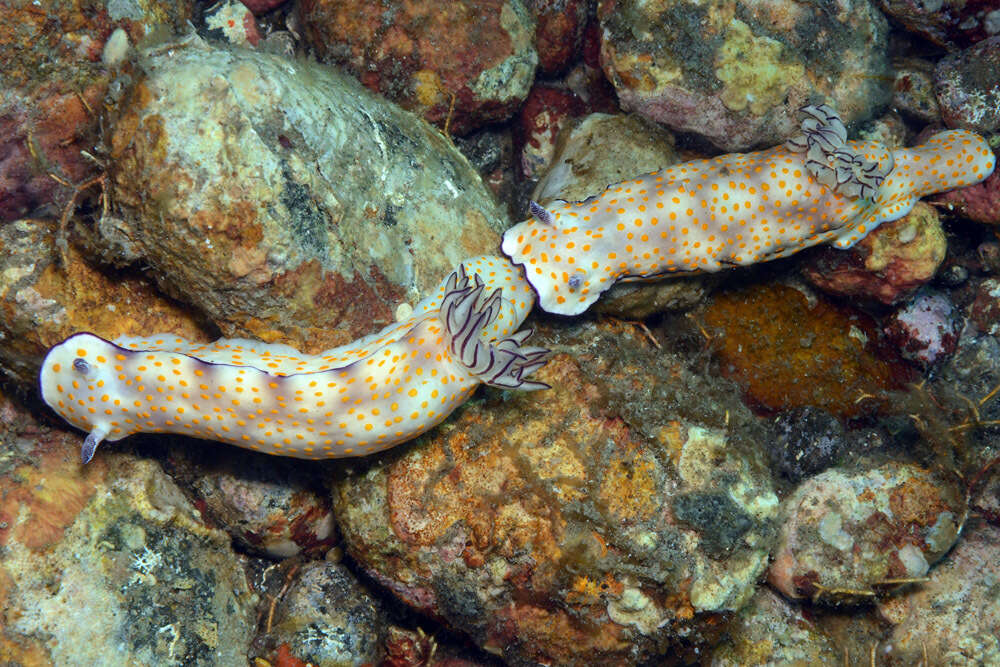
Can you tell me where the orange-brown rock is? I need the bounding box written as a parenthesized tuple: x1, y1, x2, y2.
(700, 282, 910, 418)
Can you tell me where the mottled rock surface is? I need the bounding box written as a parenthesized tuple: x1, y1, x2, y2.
(252, 561, 387, 666)
(333, 319, 778, 665)
(709, 587, 838, 665)
(879, 0, 1000, 49)
(935, 36, 1000, 132)
(0, 400, 258, 666)
(0, 0, 193, 222)
(801, 202, 947, 305)
(0, 219, 210, 389)
(298, 0, 538, 135)
(768, 462, 965, 603)
(165, 447, 338, 559)
(881, 522, 1000, 665)
(598, 0, 890, 150)
(108, 39, 507, 353)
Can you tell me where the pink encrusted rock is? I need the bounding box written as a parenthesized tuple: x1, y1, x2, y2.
(801, 202, 947, 305)
(297, 0, 538, 135)
(935, 36, 1000, 133)
(597, 0, 890, 151)
(240, 0, 288, 13)
(933, 164, 1000, 225)
(768, 462, 965, 603)
(518, 85, 584, 178)
(205, 0, 261, 47)
(883, 289, 962, 369)
(528, 0, 588, 74)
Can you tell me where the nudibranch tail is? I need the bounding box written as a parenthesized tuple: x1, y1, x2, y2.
(502, 104, 995, 315)
(38, 259, 549, 461)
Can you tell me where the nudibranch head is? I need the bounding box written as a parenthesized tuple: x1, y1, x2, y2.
(40, 333, 139, 463)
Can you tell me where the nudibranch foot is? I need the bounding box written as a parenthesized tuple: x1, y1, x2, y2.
(39, 263, 548, 461)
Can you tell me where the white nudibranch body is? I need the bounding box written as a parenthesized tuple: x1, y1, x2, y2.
(39, 256, 547, 463)
(501, 105, 996, 315)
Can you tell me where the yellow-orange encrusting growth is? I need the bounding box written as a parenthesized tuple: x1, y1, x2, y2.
(502, 106, 995, 315)
(39, 256, 548, 462)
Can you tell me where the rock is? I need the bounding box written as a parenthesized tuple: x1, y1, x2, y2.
(709, 587, 839, 665)
(598, 0, 890, 150)
(332, 318, 778, 665)
(0, 400, 258, 665)
(768, 407, 848, 484)
(935, 36, 1000, 133)
(701, 282, 908, 418)
(531, 112, 714, 318)
(0, 0, 193, 222)
(933, 167, 1000, 226)
(0, 219, 210, 390)
(252, 561, 386, 666)
(883, 289, 962, 369)
(801, 202, 947, 305)
(204, 0, 261, 47)
(891, 58, 942, 124)
(879, 0, 1000, 49)
(967, 278, 1000, 336)
(107, 38, 507, 353)
(297, 0, 538, 135)
(165, 447, 338, 559)
(240, 0, 289, 13)
(518, 85, 584, 179)
(528, 0, 588, 74)
(768, 462, 965, 603)
(880, 522, 1000, 664)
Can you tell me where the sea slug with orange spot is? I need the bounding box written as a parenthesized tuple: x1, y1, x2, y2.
(39, 256, 546, 463)
(501, 105, 996, 315)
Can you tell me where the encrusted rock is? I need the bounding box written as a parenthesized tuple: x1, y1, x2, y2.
(297, 0, 538, 135)
(332, 319, 778, 665)
(107, 39, 507, 353)
(165, 447, 338, 559)
(598, 0, 890, 150)
(883, 288, 962, 369)
(0, 219, 210, 389)
(0, 402, 258, 665)
(880, 522, 1000, 664)
(768, 462, 965, 603)
(935, 36, 1000, 132)
(252, 561, 386, 666)
(709, 587, 839, 665)
(801, 202, 947, 305)
(0, 1, 193, 222)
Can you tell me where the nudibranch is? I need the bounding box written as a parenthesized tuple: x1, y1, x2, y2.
(39, 256, 547, 463)
(502, 105, 996, 315)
